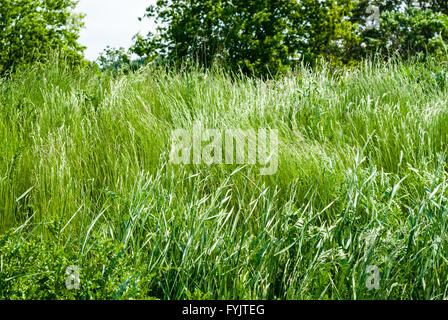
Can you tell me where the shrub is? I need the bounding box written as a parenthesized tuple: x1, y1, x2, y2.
(0, 232, 157, 300)
(361, 8, 448, 59)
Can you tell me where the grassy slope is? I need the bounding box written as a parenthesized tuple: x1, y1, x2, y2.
(1, 59, 448, 299)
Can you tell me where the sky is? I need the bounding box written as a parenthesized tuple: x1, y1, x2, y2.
(75, 0, 157, 61)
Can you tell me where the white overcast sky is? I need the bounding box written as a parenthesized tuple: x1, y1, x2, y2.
(75, 0, 157, 61)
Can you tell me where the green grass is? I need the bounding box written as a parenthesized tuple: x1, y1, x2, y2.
(1, 58, 448, 299)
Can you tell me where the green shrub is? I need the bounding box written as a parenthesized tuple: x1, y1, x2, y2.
(0, 232, 157, 300)
(362, 8, 448, 59)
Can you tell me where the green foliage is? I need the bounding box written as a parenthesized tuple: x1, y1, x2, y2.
(97, 46, 145, 74)
(132, 0, 359, 76)
(295, 0, 359, 67)
(132, 0, 448, 74)
(0, 0, 85, 74)
(0, 232, 157, 300)
(415, 0, 448, 15)
(361, 7, 448, 59)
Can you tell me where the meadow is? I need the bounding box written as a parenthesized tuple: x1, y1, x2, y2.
(1, 58, 448, 299)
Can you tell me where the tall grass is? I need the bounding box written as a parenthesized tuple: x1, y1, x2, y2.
(1, 57, 448, 299)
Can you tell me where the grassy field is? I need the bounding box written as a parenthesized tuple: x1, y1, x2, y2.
(1, 58, 448, 299)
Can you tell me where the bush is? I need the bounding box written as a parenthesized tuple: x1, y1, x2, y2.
(0, 232, 157, 300)
(361, 8, 448, 59)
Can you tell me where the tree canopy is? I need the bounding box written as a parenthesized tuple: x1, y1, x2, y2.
(132, 0, 448, 76)
(0, 0, 85, 74)
(132, 0, 360, 76)
(1, 0, 447, 76)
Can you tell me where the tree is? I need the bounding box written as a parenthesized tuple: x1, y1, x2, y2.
(351, 1, 448, 59)
(97, 46, 145, 73)
(132, 0, 359, 76)
(365, 8, 447, 58)
(0, 0, 85, 74)
(414, 0, 448, 15)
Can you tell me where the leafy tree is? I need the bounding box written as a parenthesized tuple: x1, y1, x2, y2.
(415, 0, 448, 15)
(97, 46, 131, 71)
(351, 1, 448, 59)
(294, 0, 359, 67)
(367, 8, 447, 58)
(0, 0, 85, 74)
(132, 0, 359, 76)
(97, 46, 145, 74)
